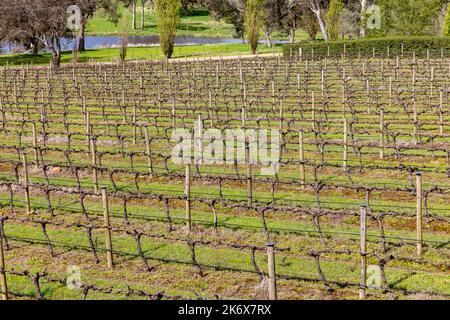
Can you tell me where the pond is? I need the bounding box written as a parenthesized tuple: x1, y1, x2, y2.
(1, 35, 287, 54)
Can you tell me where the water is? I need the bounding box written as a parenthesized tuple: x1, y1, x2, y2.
(1, 35, 286, 54)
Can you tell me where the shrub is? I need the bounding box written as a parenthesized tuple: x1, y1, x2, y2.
(283, 36, 450, 58)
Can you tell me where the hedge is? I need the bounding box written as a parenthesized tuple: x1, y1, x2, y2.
(283, 36, 450, 59)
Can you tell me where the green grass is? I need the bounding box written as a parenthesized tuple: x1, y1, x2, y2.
(88, 6, 236, 38)
(0, 43, 283, 67)
(3, 213, 449, 300)
(87, 5, 310, 41)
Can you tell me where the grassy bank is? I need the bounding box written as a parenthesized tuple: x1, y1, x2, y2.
(0, 43, 283, 66)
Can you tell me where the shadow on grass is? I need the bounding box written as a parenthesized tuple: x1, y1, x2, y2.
(181, 9, 210, 18)
(178, 24, 210, 32)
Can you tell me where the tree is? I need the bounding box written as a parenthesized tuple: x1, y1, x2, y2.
(288, 0, 329, 41)
(0, 0, 75, 68)
(327, 0, 344, 40)
(119, 12, 129, 61)
(77, 0, 119, 51)
(359, 0, 368, 37)
(155, 0, 181, 58)
(306, 0, 329, 41)
(262, 0, 284, 47)
(0, 0, 42, 54)
(299, 6, 320, 40)
(378, 0, 444, 36)
(284, 2, 302, 43)
(339, 1, 360, 39)
(181, 0, 199, 15)
(445, 2, 450, 35)
(122, 0, 138, 30)
(244, 0, 265, 54)
(437, 0, 449, 35)
(202, 0, 245, 40)
(141, 0, 148, 30)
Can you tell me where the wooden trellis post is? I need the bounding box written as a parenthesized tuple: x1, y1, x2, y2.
(31, 123, 39, 167)
(209, 90, 213, 126)
(0, 224, 8, 300)
(413, 98, 418, 146)
(439, 91, 444, 135)
(389, 76, 393, 107)
(171, 97, 176, 129)
(311, 92, 316, 131)
(343, 118, 348, 170)
(85, 111, 91, 152)
(279, 98, 284, 132)
(185, 164, 192, 232)
(101, 187, 114, 269)
(416, 172, 423, 256)
(22, 153, 31, 214)
(143, 126, 153, 175)
(91, 138, 99, 193)
(299, 130, 306, 189)
(267, 242, 277, 300)
(246, 140, 253, 206)
(379, 109, 385, 159)
(132, 104, 137, 145)
(359, 205, 367, 300)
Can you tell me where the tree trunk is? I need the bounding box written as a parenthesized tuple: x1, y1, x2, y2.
(264, 30, 272, 48)
(78, 20, 86, 51)
(360, 0, 368, 37)
(51, 37, 61, 69)
(132, 0, 137, 30)
(309, 1, 329, 42)
(52, 52, 61, 69)
(182, 1, 190, 15)
(288, 27, 296, 44)
(140, 0, 145, 30)
(30, 38, 39, 55)
(315, 11, 328, 42)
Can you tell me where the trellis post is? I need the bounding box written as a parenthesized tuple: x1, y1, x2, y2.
(101, 187, 114, 269)
(32, 123, 39, 168)
(246, 140, 253, 206)
(267, 242, 277, 300)
(379, 109, 385, 159)
(359, 205, 367, 300)
(299, 130, 306, 189)
(22, 152, 31, 213)
(439, 91, 444, 135)
(0, 224, 8, 300)
(185, 164, 192, 232)
(416, 172, 423, 256)
(143, 126, 153, 176)
(91, 138, 99, 193)
(343, 118, 348, 170)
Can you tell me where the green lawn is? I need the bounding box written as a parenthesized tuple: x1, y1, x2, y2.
(87, 4, 309, 41)
(88, 6, 236, 38)
(0, 43, 283, 66)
